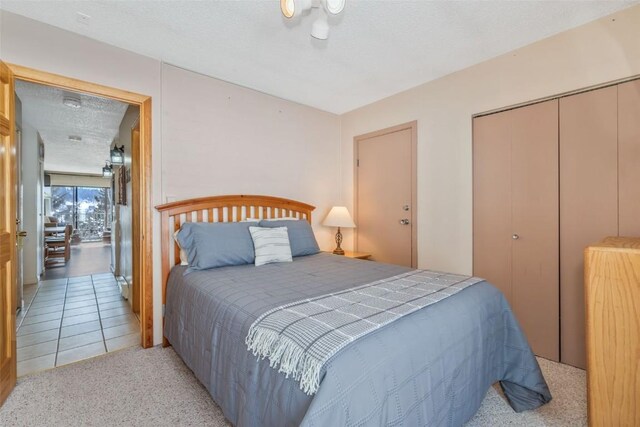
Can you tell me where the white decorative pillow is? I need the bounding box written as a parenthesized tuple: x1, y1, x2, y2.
(173, 230, 189, 266)
(249, 226, 292, 267)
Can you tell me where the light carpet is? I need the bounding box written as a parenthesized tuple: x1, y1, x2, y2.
(0, 346, 586, 426)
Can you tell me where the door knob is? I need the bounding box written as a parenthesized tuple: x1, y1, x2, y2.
(512, 234, 519, 240)
(399, 219, 410, 225)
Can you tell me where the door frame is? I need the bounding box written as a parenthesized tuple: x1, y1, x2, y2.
(353, 120, 418, 268)
(7, 63, 154, 348)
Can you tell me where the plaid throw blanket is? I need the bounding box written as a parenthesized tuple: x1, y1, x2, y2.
(245, 270, 483, 395)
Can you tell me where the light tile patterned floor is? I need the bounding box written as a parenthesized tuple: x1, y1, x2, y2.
(16, 273, 140, 377)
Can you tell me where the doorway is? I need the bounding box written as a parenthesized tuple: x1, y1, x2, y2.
(14, 80, 139, 375)
(354, 121, 417, 268)
(0, 61, 153, 406)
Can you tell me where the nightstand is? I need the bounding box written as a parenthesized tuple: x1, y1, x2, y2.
(325, 250, 372, 260)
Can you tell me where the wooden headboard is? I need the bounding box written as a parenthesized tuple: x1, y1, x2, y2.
(155, 194, 315, 341)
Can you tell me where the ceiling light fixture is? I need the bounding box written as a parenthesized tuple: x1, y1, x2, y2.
(280, 0, 313, 19)
(281, 0, 345, 40)
(324, 0, 345, 15)
(311, 15, 329, 40)
(63, 94, 82, 109)
(68, 135, 82, 142)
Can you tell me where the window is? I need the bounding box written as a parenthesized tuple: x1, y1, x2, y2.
(45, 186, 113, 242)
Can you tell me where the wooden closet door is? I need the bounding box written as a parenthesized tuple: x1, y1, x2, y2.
(473, 112, 512, 301)
(560, 86, 618, 369)
(618, 80, 640, 237)
(510, 100, 559, 361)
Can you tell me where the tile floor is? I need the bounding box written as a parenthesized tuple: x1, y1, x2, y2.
(16, 273, 140, 377)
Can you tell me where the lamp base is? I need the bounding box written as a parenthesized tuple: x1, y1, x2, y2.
(333, 227, 345, 255)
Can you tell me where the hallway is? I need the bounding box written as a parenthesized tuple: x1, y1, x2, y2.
(16, 273, 139, 377)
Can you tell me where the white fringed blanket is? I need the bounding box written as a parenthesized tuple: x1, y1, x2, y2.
(245, 270, 482, 395)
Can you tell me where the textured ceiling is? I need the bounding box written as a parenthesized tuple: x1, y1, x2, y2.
(2, 1, 637, 114)
(16, 80, 128, 175)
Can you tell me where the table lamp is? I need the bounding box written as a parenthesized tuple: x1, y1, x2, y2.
(322, 206, 356, 255)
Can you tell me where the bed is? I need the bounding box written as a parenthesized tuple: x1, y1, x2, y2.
(157, 195, 551, 426)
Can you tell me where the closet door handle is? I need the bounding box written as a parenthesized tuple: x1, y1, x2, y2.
(512, 234, 520, 240)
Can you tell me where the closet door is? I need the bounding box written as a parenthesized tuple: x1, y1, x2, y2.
(618, 80, 640, 237)
(473, 112, 512, 301)
(510, 100, 559, 361)
(560, 86, 618, 369)
(473, 101, 559, 361)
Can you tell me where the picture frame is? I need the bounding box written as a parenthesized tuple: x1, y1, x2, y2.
(117, 166, 127, 205)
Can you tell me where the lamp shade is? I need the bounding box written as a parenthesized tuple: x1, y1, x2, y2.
(322, 206, 355, 228)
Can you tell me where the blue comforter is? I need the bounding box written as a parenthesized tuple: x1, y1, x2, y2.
(164, 253, 551, 426)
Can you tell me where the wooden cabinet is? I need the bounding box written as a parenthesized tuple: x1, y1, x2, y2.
(325, 251, 372, 260)
(473, 100, 560, 361)
(585, 237, 640, 426)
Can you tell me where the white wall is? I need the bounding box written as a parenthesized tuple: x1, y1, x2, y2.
(113, 105, 140, 288)
(1, 11, 341, 344)
(20, 123, 39, 285)
(341, 5, 640, 275)
(161, 64, 341, 248)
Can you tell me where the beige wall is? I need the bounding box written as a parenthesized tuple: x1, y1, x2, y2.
(1, 11, 341, 344)
(341, 5, 640, 275)
(161, 64, 341, 248)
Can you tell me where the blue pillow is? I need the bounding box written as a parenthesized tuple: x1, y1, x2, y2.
(258, 220, 320, 257)
(176, 222, 257, 273)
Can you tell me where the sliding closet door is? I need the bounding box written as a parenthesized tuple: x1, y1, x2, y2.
(510, 100, 559, 361)
(473, 112, 512, 301)
(560, 86, 618, 369)
(618, 80, 640, 237)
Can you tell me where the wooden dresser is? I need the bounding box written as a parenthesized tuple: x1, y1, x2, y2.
(585, 236, 640, 426)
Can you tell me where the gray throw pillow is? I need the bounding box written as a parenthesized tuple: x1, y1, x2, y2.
(258, 220, 320, 257)
(177, 222, 257, 273)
